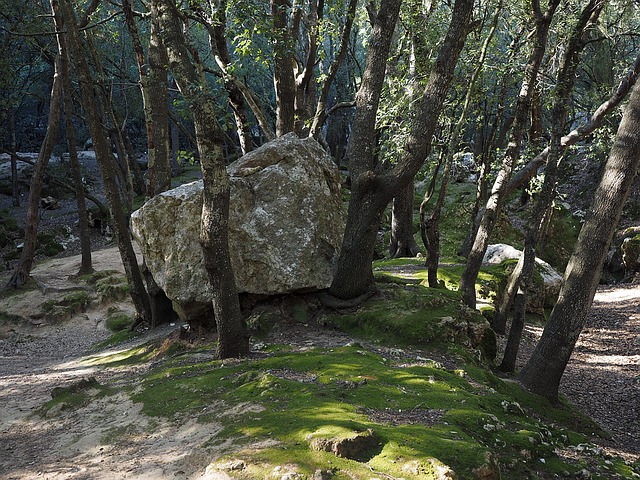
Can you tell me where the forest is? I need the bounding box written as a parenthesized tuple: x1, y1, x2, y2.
(0, 0, 639, 478)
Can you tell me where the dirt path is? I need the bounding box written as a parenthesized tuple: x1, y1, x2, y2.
(0, 249, 638, 478)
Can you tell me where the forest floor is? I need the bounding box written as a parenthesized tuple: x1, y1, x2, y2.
(0, 246, 638, 479)
(0, 152, 638, 478)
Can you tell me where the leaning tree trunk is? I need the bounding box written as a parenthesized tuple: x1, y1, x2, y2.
(6, 54, 62, 289)
(329, 0, 403, 299)
(458, 0, 560, 308)
(496, 0, 605, 348)
(519, 79, 640, 402)
(154, 0, 249, 358)
(58, 0, 152, 324)
(208, 0, 253, 154)
(330, 0, 473, 299)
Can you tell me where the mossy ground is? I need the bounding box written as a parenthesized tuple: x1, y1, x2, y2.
(63, 260, 638, 479)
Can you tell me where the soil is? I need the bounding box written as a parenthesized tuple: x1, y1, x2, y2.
(0, 153, 638, 478)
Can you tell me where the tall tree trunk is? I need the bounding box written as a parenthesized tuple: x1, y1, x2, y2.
(329, 0, 403, 299)
(422, 2, 501, 283)
(458, 0, 560, 308)
(154, 0, 249, 358)
(271, 0, 296, 136)
(123, 0, 175, 327)
(330, 0, 473, 299)
(519, 79, 640, 402)
(58, 0, 151, 324)
(499, 0, 605, 371)
(57, 8, 92, 276)
(6, 54, 62, 289)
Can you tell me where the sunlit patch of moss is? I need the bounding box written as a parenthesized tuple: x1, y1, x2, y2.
(36, 377, 109, 417)
(128, 344, 615, 478)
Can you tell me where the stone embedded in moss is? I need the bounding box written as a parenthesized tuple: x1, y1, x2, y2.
(308, 428, 381, 461)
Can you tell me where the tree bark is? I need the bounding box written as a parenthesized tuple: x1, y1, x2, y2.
(6, 53, 62, 289)
(389, 181, 420, 258)
(422, 2, 501, 283)
(501, 0, 605, 372)
(328, 0, 403, 298)
(59, 0, 151, 324)
(56, 5, 92, 276)
(458, 0, 560, 308)
(330, 0, 473, 299)
(154, 0, 249, 358)
(309, 0, 358, 140)
(519, 79, 640, 402)
(271, 0, 296, 136)
(208, 0, 253, 154)
(496, 0, 604, 346)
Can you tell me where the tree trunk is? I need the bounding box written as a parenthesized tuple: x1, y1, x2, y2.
(505, 49, 640, 199)
(6, 53, 62, 289)
(389, 181, 420, 258)
(271, 0, 296, 136)
(58, 0, 151, 324)
(123, 0, 175, 327)
(519, 80, 640, 402)
(208, 0, 253, 154)
(458, 0, 560, 308)
(422, 3, 500, 283)
(329, 0, 403, 298)
(57, 10, 92, 276)
(154, 0, 249, 358)
(309, 0, 358, 140)
(500, 0, 605, 372)
(331, 0, 473, 299)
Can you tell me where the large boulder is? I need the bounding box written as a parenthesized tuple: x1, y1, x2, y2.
(483, 243, 563, 314)
(131, 134, 346, 322)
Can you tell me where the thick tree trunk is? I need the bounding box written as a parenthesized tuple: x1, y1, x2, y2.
(329, 0, 403, 298)
(331, 0, 473, 299)
(59, 0, 151, 324)
(390, 181, 420, 258)
(154, 0, 249, 358)
(519, 80, 640, 402)
(6, 54, 62, 289)
(459, 0, 560, 308)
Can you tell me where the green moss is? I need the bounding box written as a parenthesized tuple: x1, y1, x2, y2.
(105, 312, 133, 332)
(83, 270, 129, 301)
(41, 290, 90, 320)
